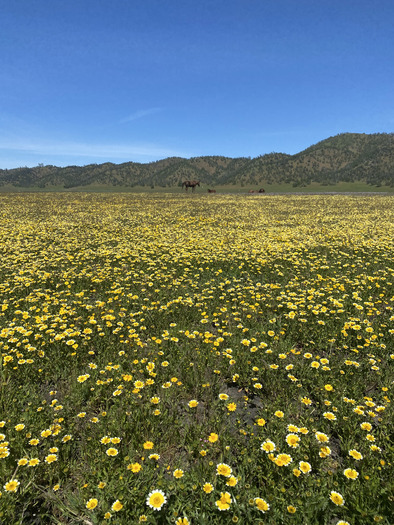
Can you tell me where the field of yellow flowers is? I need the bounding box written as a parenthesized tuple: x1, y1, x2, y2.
(0, 193, 392, 524)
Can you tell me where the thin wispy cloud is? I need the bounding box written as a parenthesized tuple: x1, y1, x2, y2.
(0, 138, 187, 164)
(119, 107, 164, 124)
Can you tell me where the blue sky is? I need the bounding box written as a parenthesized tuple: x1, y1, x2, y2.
(1, 0, 393, 168)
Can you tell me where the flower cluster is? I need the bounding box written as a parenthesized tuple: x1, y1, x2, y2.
(0, 193, 392, 523)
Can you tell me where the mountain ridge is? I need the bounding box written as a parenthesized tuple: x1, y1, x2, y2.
(1, 132, 393, 188)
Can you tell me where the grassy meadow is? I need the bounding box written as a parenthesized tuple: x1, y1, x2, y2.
(0, 182, 393, 194)
(0, 193, 393, 524)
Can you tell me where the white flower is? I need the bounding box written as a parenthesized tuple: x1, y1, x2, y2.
(146, 489, 167, 511)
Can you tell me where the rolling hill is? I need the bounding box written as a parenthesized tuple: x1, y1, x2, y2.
(1, 132, 393, 189)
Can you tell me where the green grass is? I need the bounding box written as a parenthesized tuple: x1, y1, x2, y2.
(0, 181, 393, 193)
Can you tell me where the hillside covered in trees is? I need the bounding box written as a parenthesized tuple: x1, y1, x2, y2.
(1, 133, 393, 189)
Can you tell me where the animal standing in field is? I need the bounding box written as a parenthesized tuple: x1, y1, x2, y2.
(259, 188, 265, 193)
(182, 180, 200, 192)
(249, 188, 265, 194)
(207, 189, 216, 193)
